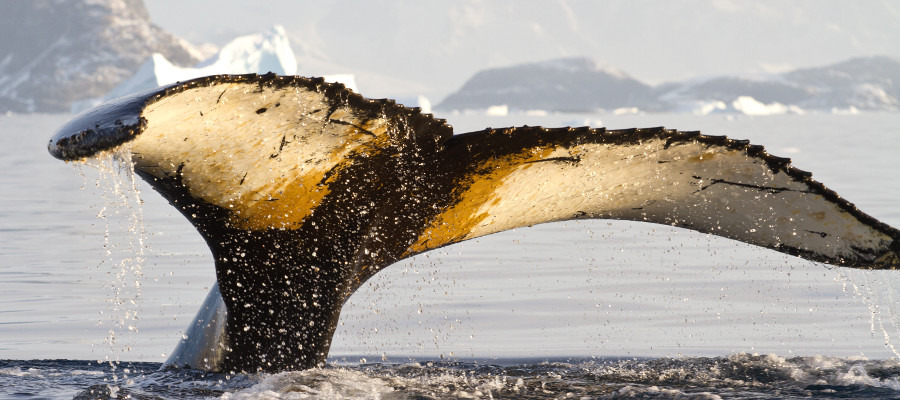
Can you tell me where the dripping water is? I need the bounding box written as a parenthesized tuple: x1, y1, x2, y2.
(836, 269, 900, 358)
(75, 147, 148, 383)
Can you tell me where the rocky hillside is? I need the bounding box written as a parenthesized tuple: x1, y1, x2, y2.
(0, 0, 201, 113)
(437, 58, 660, 113)
(783, 56, 900, 110)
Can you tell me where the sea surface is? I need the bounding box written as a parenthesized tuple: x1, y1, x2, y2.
(2, 111, 900, 398)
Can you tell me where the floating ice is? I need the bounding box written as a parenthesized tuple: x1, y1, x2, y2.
(484, 104, 508, 116)
(731, 96, 804, 116)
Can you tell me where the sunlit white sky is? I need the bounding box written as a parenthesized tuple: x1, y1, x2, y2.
(145, 1, 900, 101)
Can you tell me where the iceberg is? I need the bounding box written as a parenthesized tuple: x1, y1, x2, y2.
(484, 104, 509, 116)
(670, 100, 729, 115)
(731, 96, 804, 115)
(417, 95, 432, 114)
(73, 25, 356, 112)
(103, 26, 297, 102)
(612, 107, 641, 115)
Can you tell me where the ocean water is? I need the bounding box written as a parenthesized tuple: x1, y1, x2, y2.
(2, 111, 900, 398)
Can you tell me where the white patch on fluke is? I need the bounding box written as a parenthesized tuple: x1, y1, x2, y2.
(131, 81, 389, 229)
(461, 138, 892, 263)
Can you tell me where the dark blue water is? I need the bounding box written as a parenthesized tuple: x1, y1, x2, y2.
(4, 355, 900, 399)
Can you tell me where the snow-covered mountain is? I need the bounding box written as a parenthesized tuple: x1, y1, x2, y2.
(784, 56, 900, 111)
(5, 0, 897, 115)
(149, 1, 900, 104)
(438, 56, 900, 114)
(661, 56, 900, 113)
(0, 0, 202, 113)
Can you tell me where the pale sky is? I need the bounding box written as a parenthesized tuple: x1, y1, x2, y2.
(144, 0, 900, 100)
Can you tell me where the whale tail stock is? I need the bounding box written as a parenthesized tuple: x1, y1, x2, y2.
(49, 73, 900, 372)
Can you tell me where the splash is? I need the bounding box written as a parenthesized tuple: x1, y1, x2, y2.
(75, 146, 147, 381)
(210, 355, 900, 399)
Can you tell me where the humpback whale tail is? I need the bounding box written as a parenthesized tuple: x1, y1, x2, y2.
(49, 73, 900, 373)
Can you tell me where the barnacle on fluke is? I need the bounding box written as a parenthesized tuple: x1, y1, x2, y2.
(49, 73, 900, 373)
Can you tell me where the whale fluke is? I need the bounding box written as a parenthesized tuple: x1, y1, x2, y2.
(50, 73, 900, 372)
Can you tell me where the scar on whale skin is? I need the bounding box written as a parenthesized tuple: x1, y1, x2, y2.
(48, 73, 900, 373)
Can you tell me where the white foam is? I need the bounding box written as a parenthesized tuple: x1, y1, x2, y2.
(0, 367, 43, 378)
(608, 385, 723, 399)
(218, 369, 395, 400)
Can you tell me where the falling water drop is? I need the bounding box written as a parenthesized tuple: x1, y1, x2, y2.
(76, 146, 148, 382)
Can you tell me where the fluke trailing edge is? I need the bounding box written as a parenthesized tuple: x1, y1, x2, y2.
(49, 73, 900, 373)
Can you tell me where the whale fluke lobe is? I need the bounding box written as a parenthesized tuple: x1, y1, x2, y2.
(50, 74, 900, 372)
